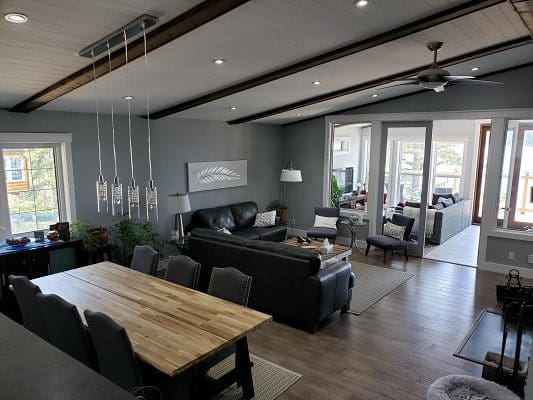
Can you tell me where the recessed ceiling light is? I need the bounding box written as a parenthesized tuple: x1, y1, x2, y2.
(213, 58, 225, 65)
(355, 0, 369, 8)
(296, 113, 302, 116)
(372, 94, 378, 98)
(123, 95, 134, 100)
(471, 66, 480, 72)
(312, 80, 322, 86)
(229, 106, 237, 110)
(4, 13, 28, 23)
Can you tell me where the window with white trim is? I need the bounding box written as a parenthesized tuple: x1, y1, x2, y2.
(0, 135, 75, 238)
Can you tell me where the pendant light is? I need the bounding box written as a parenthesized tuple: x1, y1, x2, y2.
(107, 41, 123, 217)
(123, 30, 140, 219)
(91, 49, 108, 213)
(142, 23, 158, 221)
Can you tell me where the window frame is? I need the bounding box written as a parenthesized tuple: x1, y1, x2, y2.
(0, 133, 75, 239)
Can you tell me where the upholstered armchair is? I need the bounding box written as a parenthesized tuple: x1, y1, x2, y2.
(307, 207, 340, 242)
(365, 214, 415, 264)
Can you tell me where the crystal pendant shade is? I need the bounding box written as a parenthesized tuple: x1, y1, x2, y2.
(111, 176, 123, 216)
(96, 174, 108, 213)
(128, 178, 140, 219)
(146, 180, 158, 221)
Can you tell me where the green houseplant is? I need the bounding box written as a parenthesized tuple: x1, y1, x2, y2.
(70, 218, 108, 253)
(331, 175, 343, 207)
(109, 218, 163, 266)
(266, 199, 288, 224)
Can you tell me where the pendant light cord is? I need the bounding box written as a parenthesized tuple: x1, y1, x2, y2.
(107, 41, 118, 177)
(124, 30, 135, 181)
(91, 50, 103, 175)
(142, 24, 153, 181)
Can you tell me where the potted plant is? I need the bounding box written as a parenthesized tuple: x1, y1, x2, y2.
(331, 175, 343, 207)
(70, 218, 108, 253)
(109, 218, 162, 266)
(266, 199, 288, 224)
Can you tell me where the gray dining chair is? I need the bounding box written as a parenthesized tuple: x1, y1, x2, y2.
(200, 267, 253, 395)
(8, 275, 49, 341)
(164, 255, 201, 289)
(208, 267, 252, 306)
(130, 245, 159, 276)
(84, 310, 143, 392)
(36, 293, 96, 369)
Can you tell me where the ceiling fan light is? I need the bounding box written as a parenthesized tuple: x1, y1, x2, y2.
(355, 0, 369, 8)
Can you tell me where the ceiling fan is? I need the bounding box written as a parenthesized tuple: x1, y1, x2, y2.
(381, 42, 503, 93)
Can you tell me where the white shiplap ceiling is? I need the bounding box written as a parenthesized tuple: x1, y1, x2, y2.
(1, 0, 531, 124)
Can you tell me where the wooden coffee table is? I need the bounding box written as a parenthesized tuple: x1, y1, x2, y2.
(283, 238, 352, 264)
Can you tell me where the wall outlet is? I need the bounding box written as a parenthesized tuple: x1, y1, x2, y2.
(528, 255, 533, 264)
(508, 251, 515, 260)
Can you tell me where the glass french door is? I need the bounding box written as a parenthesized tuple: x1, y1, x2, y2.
(379, 121, 433, 257)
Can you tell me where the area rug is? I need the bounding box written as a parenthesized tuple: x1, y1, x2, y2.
(210, 354, 302, 400)
(348, 262, 415, 315)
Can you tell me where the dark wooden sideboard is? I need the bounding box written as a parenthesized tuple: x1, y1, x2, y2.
(0, 239, 82, 302)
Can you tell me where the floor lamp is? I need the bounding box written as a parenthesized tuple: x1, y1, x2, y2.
(168, 193, 191, 240)
(280, 162, 302, 225)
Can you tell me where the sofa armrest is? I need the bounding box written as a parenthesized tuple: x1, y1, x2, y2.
(302, 261, 353, 330)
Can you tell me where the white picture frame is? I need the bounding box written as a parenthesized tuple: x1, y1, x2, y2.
(187, 160, 247, 192)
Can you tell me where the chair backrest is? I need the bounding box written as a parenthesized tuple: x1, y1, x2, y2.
(35, 293, 96, 368)
(164, 255, 201, 289)
(8, 275, 49, 341)
(84, 310, 142, 392)
(208, 267, 252, 306)
(130, 245, 159, 276)
(391, 213, 415, 241)
(314, 207, 340, 218)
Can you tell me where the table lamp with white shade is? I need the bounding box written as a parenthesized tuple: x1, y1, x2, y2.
(168, 193, 191, 240)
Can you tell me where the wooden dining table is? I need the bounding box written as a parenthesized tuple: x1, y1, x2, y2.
(32, 261, 272, 399)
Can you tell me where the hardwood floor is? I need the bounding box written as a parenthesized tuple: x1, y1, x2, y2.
(247, 249, 516, 400)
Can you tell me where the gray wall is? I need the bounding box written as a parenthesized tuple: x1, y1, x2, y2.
(486, 236, 533, 269)
(282, 117, 325, 229)
(0, 109, 283, 235)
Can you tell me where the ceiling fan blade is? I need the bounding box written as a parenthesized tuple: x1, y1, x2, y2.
(449, 79, 503, 86)
(443, 75, 475, 81)
(377, 80, 419, 90)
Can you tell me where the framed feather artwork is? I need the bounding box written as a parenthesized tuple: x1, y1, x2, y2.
(187, 160, 247, 192)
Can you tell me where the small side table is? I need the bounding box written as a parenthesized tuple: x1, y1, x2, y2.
(173, 237, 190, 256)
(340, 218, 367, 253)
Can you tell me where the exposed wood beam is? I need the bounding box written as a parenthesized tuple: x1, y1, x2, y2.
(287, 60, 533, 126)
(511, 0, 533, 36)
(228, 36, 533, 125)
(150, 0, 506, 119)
(10, 0, 251, 113)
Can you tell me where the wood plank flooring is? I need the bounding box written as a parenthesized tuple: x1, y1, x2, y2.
(247, 249, 520, 400)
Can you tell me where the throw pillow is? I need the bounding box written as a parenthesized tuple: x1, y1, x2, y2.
(253, 210, 276, 227)
(217, 227, 232, 235)
(383, 222, 406, 241)
(437, 197, 453, 208)
(313, 215, 338, 230)
(429, 203, 444, 210)
(453, 192, 462, 203)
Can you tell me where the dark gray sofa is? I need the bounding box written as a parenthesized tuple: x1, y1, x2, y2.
(187, 201, 287, 242)
(188, 228, 355, 332)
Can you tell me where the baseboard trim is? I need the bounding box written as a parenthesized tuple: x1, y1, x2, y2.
(479, 261, 533, 279)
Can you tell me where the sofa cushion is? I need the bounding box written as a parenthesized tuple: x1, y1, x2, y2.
(190, 228, 247, 246)
(229, 202, 258, 229)
(438, 197, 454, 208)
(253, 225, 287, 241)
(244, 240, 321, 273)
(231, 228, 260, 240)
(432, 193, 454, 205)
(366, 234, 406, 250)
(191, 206, 236, 231)
(429, 203, 444, 210)
(453, 192, 462, 203)
(307, 227, 338, 239)
(405, 201, 421, 208)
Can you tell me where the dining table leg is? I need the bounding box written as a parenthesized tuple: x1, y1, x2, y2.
(235, 337, 254, 399)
